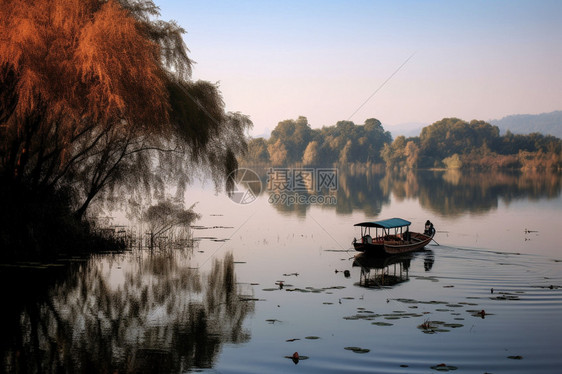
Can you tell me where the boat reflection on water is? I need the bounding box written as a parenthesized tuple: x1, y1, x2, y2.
(353, 250, 434, 288)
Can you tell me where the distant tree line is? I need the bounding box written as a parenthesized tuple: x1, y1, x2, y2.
(245, 116, 391, 166)
(243, 117, 562, 171)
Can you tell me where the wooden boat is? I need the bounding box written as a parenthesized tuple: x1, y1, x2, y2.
(352, 218, 435, 256)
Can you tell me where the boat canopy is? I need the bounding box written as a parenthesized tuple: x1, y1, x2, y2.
(354, 218, 411, 229)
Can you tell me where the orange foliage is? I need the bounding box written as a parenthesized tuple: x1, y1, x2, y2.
(0, 0, 168, 135)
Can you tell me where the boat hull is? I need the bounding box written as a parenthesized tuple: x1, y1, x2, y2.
(353, 231, 434, 256)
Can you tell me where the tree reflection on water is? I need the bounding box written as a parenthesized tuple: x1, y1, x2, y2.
(1, 251, 253, 373)
(248, 166, 561, 217)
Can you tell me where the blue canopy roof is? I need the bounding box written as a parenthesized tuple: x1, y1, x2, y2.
(354, 218, 411, 229)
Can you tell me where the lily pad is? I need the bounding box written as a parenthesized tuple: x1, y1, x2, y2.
(394, 298, 419, 304)
(344, 346, 370, 354)
(343, 314, 379, 321)
(443, 323, 463, 328)
(372, 321, 393, 326)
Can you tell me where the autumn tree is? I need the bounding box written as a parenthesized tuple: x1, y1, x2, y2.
(244, 137, 270, 164)
(405, 141, 420, 169)
(382, 136, 405, 167)
(267, 139, 288, 166)
(0, 0, 250, 258)
(0, 0, 250, 208)
(302, 141, 320, 165)
(269, 116, 312, 163)
(418, 118, 499, 166)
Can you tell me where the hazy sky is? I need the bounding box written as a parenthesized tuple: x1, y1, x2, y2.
(158, 0, 562, 136)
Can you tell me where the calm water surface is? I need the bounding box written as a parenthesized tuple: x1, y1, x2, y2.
(1, 170, 561, 373)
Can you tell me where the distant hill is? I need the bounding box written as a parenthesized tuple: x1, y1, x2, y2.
(490, 111, 562, 138)
(386, 122, 426, 139)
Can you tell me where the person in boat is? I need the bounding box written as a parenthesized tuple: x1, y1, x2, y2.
(403, 228, 411, 242)
(363, 234, 372, 244)
(424, 220, 434, 236)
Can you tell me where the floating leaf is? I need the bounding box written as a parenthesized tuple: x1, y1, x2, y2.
(372, 322, 393, 326)
(430, 363, 458, 371)
(344, 346, 370, 354)
(443, 323, 463, 328)
(344, 314, 380, 321)
(394, 298, 419, 304)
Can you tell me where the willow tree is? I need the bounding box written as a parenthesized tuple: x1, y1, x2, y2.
(0, 0, 250, 220)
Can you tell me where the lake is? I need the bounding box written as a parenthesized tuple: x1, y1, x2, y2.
(1, 169, 561, 373)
